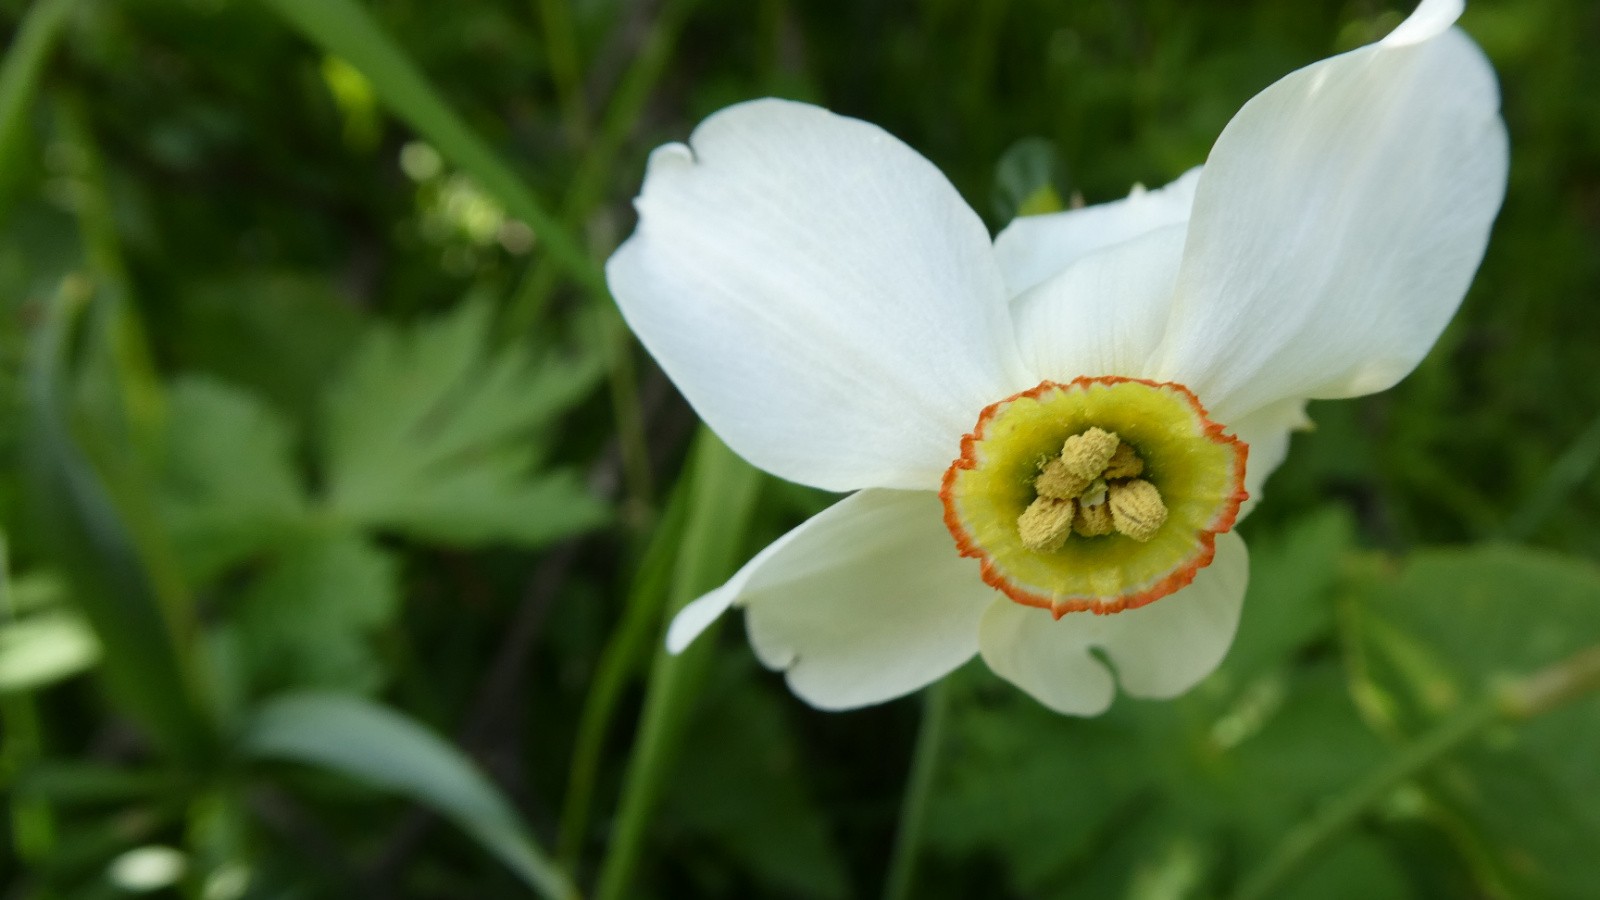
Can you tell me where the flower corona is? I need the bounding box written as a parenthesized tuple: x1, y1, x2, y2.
(941, 378, 1247, 617)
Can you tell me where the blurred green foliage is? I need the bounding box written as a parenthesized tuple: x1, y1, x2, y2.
(1, 0, 1598, 898)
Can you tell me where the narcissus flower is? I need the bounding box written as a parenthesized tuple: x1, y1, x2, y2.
(607, 0, 1506, 714)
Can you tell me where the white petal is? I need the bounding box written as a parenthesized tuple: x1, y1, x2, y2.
(665, 586, 736, 654)
(735, 489, 994, 710)
(979, 532, 1249, 715)
(1152, 17, 1507, 422)
(1228, 398, 1311, 519)
(608, 99, 1028, 492)
(1383, 0, 1463, 47)
(993, 168, 1200, 296)
(976, 599, 1115, 716)
(1009, 224, 1187, 383)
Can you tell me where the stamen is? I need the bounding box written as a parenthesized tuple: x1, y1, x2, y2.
(1018, 497, 1076, 551)
(1073, 500, 1115, 537)
(1034, 458, 1090, 500)
(1108, 479, 1167, 542)
(1060, 427, 1119, 481)
(1102, 442, 1144, 479)
(942, 377, 1249, 615)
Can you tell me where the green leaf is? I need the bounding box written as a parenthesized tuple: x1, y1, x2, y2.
(171, 271, 363, 426)
(233, 531, 398, 694)
(0, 0, 79, 217)
(1356, 546, 1600, 693)
(1352, 545, 1600, 899)
(661, 666, 850, 900)
(160, 376, 307, 583)
(322, 300, 608, 547)
(241, 691, 575, 900)
(1220, 507, 1354, 684)
(929, 677, 1166, 894)
(21, 282, 212, 763)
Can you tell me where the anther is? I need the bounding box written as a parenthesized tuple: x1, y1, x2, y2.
(1102, 442, 1145, 479)
(1060, 427, 1119, 481)
(1108, 479, 1167, 542)
(1034, 458, 1089, 500)
(1019, 497, 1076, 551)
(1073, 500, 1115, 537)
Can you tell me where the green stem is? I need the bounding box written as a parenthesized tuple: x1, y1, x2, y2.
(1233, 644, 1600, 900)
(502, 0, 698, 337)
(505, 0, 699, 516)
(535, 0, 590, 146)
(881, 680, 952, 900)
(590, 431, 763, 900)
(555, 479, 690, 869)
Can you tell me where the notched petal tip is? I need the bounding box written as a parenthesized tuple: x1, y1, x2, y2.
(643, 141, 695, 177)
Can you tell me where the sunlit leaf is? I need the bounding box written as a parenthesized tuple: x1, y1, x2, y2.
(242, 691, 575, 900)
(0, 609, 100, 692)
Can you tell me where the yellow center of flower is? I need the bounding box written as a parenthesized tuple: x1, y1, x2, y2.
(940, 377, 1248, 617)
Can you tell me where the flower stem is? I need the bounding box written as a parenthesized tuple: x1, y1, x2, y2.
(882, 679, 952, 900)
(1232, 643, 1600, 900)
(590, 432, 762, 900)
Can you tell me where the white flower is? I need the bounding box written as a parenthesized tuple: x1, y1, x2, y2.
(606, 0, 1507, 715)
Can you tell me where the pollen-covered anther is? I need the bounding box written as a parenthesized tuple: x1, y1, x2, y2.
(1060, 427, 1120, 481)
(1108, 479, 1168, 542)
(1102, 442, 1145, 479)
(1073, 499, 1116, 537)
(1018, 497, 1077, 552)
(1034, 458, 1090, 500)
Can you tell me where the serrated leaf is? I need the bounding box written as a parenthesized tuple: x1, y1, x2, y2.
(234, 530, 398, 694)
(173, 271, 363, 426)
(160, 376, 307, 583)
(322, 300, 607, 547)
(241, 691, 574, 900)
